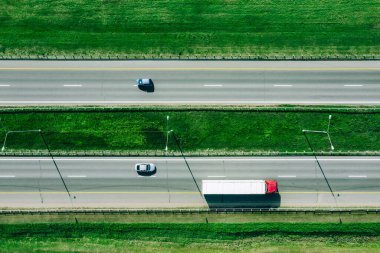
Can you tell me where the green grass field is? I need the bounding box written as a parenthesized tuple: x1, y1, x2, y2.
(2, 212, 380, 224)
(0, 0, 379, 58)
(0, 223, 379, 253)
(0, 108, 379, 154)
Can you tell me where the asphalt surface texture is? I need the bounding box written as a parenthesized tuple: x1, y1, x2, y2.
(0, 157, 379, 208)
(0, 61, 379, 105)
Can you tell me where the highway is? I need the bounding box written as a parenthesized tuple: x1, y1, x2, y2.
(0, 156, 379, 208)
(0, 61, 379, 105)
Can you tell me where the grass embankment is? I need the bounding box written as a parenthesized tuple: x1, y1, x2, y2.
(2, 212, 380, 224)
(1, 108, 379, 154)
(0, 223, 379, 253)
(0, 0, 379, 58)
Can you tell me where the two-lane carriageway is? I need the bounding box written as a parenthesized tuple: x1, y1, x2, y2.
(0, 156, 379, 208)
(0, 61, 379, 105)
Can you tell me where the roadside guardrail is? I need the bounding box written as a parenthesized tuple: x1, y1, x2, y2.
(0, 55, 379, 61)
(1, 208, 380, 215)
(0, 150, 380, 157)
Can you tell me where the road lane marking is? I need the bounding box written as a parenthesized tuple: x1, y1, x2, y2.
(138, 175, 156, 178)
(67, 175, 87, 178)
(207, 176, 226, 178)
(0, 67, 379, 71)
(1, 101, 380, 104)
(0, 175, 15, 178)
(344, 85, 363, 87)
(274, 85, 293, 87)
(1, 157, 380, 162)
(63, 84, 82, 87)
(278, 175, 297, 178)
(0, 191, 199, 194)
(0, 84, 11, 87)
(280, 191, 380, 194)
(1, 191, 380, 195)
(348, 175, 367, 178)
(203, 84, 223, 87)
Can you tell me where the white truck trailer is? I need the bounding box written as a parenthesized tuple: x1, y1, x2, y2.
(202, 180, 277, 195)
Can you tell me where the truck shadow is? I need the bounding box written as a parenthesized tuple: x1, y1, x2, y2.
(204, 193, 281, 208)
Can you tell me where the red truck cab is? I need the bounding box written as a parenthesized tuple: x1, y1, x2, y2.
(265, 180, 278, 194)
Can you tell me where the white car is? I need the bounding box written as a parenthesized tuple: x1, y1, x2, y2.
(135, 163, 156, 173)
(136, 78, 153, 88)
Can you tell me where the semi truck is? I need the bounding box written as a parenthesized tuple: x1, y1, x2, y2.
(202, 180, 278, 195)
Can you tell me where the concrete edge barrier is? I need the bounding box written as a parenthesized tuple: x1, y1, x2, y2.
(1, 106, 380, 113)
(1, 208, 379, 215)
(0, 151, 380, 157)
(1, 55, 380, 61)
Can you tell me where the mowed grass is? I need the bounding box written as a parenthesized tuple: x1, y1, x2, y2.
(3, 212, 380, 224)
(0, 109, 379, 153)
(0, 0, 379, 58)
(0, 223, 380, 253)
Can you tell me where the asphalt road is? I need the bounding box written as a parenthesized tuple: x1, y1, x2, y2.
(0, 61, 379, 104)
(0, 157, 379, 208)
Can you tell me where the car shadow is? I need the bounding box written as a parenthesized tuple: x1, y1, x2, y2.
(138, 81, 155, 93)
(137, 169, 157, 177)
(204, 193, 281, 208)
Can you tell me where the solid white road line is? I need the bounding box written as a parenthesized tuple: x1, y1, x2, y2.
(203, 84, 223, 87)
(344, 85, 363, 87)
(278, 175, 297, 178)
(207, 176, 226, 178)
(0, 84, 11, 87)
(67, 175, 87, 178)
(63, 84, 82, 87)
(274, 85, 293, 87)
(1, 101, 380, 104)
(348, 175, 367, 178)
(0, 175, 15, 178)
(1, 158, 380, 162)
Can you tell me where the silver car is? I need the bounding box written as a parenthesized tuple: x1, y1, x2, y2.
(135, 163, 156, 173)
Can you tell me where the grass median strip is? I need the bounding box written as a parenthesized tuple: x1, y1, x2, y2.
(0, 223, 379, 252)
(0, 109, 379, 154)
(0, 0, 379, 58)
